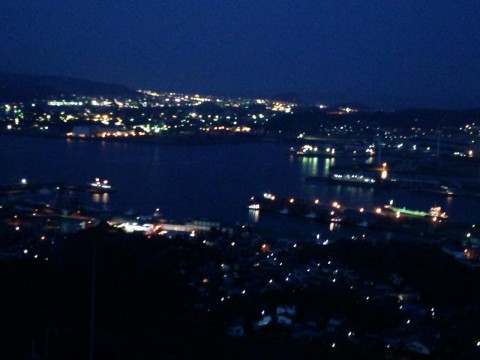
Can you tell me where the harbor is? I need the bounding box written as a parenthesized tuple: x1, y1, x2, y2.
(248, 193, 472, 239)
(1, 135, 479, 224)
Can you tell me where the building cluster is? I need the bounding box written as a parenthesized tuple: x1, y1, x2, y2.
(2, 89, 479, 162)
(0, 90, 298, 138)
(1, 178, 480, 358)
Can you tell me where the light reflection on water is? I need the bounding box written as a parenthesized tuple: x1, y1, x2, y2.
(297, 156, 335, 178)
(300, 157, 318, 177)
(248, 209, 259, 223)
(323, 157, 335, 176)
(92, 192, 109, 204)
(0, 135, 478, 226)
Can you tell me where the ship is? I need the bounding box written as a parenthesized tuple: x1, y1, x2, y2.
(328, 173, 377, 187)
(290, 145, 335, 157)
(88, 178, 116, 193)
(384, 204, 447, 220)
(414, 185, 455, 197)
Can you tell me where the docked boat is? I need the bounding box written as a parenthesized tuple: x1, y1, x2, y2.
(290, 145, 335, 157)
(384, 204, 447, 220)
(88, 178, 116, 193)
(414, 185, 455, 197)
(329, 173, 377, 187)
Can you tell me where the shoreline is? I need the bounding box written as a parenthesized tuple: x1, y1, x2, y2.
(0, 130, 280, 146)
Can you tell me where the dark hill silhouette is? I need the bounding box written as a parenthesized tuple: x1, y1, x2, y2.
(265, 107, 480, 133)
(0, 72, 137, 102)
(271, 92, 301, 103)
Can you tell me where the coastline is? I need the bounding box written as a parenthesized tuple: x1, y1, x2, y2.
(0, 129, 279, 146)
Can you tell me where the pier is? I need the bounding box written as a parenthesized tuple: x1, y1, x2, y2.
(248, 193, 470, 238)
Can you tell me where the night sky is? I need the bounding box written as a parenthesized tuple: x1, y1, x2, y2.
(1, 0, 479, 109)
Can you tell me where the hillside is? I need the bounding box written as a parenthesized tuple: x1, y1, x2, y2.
(0, 73, 137, 102)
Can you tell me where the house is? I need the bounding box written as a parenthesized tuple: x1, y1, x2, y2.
(276, 305, 296, 317)
(255, 314, 273, 328)
(276, 305, 296, 326)
(226, 318, 245, 338)
(277, 314, 293, 326)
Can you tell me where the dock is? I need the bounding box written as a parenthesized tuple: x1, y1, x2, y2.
(248, 193, 469, 238)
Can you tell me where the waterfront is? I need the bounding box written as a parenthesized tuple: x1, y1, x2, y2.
(1, 134, 479, 231)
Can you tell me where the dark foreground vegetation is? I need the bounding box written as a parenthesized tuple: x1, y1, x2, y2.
(1, 223, 480, 359)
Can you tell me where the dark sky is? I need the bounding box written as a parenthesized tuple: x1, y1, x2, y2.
(1, 0, 479, 109)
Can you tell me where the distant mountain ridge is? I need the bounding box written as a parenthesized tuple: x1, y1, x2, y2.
(0, 73, 137, 102)
(271, 92, 302, 103)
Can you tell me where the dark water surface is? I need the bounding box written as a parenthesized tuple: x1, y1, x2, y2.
(1, 135, 478, 234)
